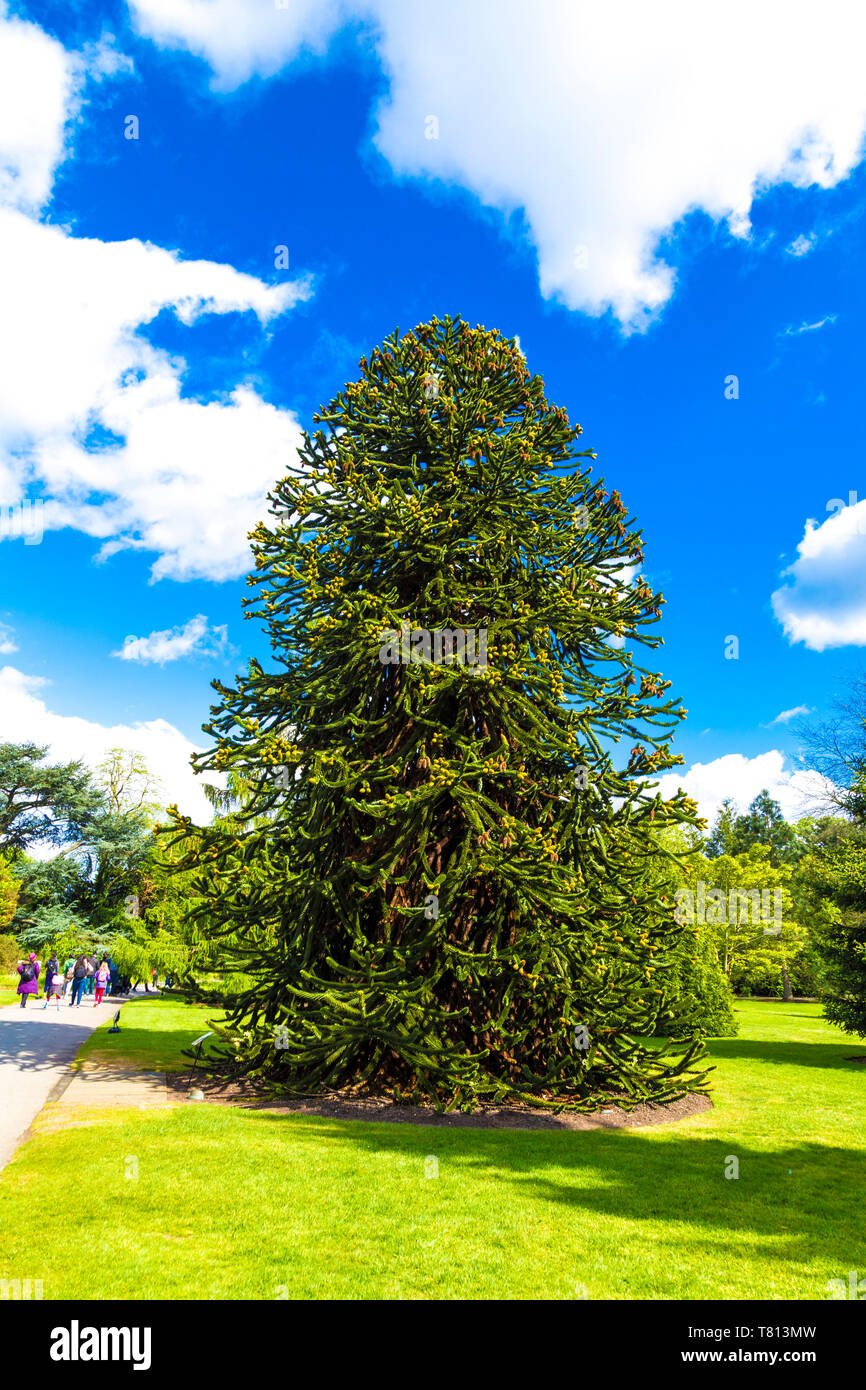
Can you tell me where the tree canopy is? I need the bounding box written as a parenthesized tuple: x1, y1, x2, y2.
(168, 316, 709, 1112)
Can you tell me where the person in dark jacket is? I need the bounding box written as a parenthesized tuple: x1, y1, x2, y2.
(68, 954, 88, 1007)
(16, 953, 40, 1007)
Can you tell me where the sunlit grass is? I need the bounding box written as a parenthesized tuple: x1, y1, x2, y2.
(0, 1000, 862, 1299)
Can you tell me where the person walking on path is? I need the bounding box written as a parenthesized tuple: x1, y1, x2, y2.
(16, 953, 40, 1008)
(43, 953, 59, 1000)
(42, 969, 63, 1011)
(108, 958, 119, 996)
(93, 959, 110, 1007)
(68, 954, 88, 1007)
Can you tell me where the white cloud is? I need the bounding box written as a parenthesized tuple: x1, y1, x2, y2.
(0, 1, 74, 211)
(0, 207, 311, 578)
(764, 705, 812, 727)
(772, 501, 866, 651)
(0, 7, 311, 581)
(0, 621, 17, 654)
(131, 0, 866, 328)
(0, 665, 216, 822)
(654, 749, 826, 828)
(782, 314, 836, 336)
(786, 233, 817, 257)
(129, 0, 351, 90)
(113, 614, 230, 665)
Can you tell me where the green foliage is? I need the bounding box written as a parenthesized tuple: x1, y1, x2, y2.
(674, 842, 806, 999)
(7, 746, 161, 941)
(646, 828, 736, 1038)
(797, 838, 866, 1036)
(0, 932, 20, 972)
(169, 316, 708, 1112)
(658, 921, 737, 1037)
(15, 904, 86, 952)
(0, 857, 19, 928)
(0, 742, 101, 853)
(706, 789, 796, 865)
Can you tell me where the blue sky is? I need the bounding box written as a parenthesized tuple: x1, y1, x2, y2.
(1, 0, 865, 823)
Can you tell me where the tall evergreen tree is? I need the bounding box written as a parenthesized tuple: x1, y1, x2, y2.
(170, 317, 709, 1112)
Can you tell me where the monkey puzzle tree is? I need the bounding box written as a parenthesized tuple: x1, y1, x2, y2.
(169, 316, 708, 1111)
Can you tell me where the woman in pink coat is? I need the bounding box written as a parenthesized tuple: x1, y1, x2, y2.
(16, 953, 40, 1008)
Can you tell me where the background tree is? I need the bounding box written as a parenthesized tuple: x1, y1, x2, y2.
(795, 677, 866, 822)
(796, 827, 866, 1036)
(706, 789, 795, 865)
(171, 316, 709, 1113)
(674, 842, 805, 1000)
(649, 827, 736, 1037)
(8, 747, 161, 951)
(706, 798, 737, 859)
(0, 742, 100, 853)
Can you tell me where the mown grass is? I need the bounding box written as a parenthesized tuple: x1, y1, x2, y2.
(0, 1000, 863, 1299)
(74, 994, 225, 1072)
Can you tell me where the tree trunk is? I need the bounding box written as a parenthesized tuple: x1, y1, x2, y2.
(781, 962, 794, 1001)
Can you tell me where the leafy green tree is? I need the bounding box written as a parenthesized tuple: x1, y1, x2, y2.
(0, 857, 19, 929)
(731, 789, 796, 865)
(707, 791, 797, 865)
(170, 316, 709, 1113)
(675, 843, 805, 999)
(10, 748, 159, 943)
(660, 923, 737, 1036)
(650, 828, 736, 1037)
(0, 742, 101, 853)
(706, 798, 737, 859)
(797, 838, 866, 1036)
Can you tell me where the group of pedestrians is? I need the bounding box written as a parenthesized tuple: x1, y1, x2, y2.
(15, 951, 122, 1009)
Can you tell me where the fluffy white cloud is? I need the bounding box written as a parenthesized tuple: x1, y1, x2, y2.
(0, 665, 216, 822)
(0, 2, 73, 211)
(0, 621, 17, 654)
(772, 501, 866, 651)
(113, 614, 229, 665)
(129, 0, 351, 89)
(131, 0, 866, 328)
(654, 750, 827, 829)
(0, 206, 311, 577)
(0, 7, 311, 581)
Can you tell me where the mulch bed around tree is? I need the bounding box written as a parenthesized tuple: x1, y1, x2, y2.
(165, 1072, 712, 1130)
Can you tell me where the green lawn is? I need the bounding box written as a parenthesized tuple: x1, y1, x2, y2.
(74, 994, 225, 1071)
(0, 970, 21, 1007)
(0, 999, 863, 1299)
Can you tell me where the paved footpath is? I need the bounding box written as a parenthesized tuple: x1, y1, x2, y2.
(0, 995, 125, 1173)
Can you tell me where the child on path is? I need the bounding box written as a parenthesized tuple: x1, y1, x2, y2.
(94, 959, 110, 1006)
(43, 953, 59, 999)
(43, 970, 63, 1010)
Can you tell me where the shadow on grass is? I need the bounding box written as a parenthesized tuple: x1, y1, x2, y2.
(706, 1039, 865, 1071)
(242, 1108, 866, 1269)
